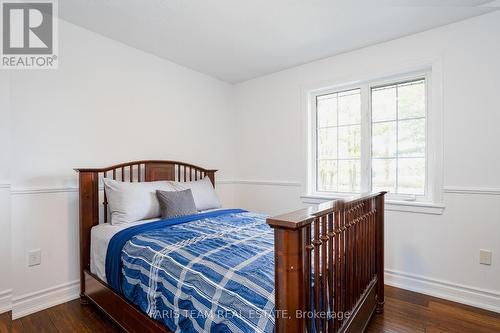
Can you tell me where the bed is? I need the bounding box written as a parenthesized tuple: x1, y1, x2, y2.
(77, 160, 386, 333)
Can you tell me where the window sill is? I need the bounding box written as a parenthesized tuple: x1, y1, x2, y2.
(300, 194, 445, 215)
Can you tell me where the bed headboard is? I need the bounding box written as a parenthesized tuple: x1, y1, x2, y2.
(75, 160, 217, 295)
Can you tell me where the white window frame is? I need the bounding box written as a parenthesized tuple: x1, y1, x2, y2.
(305, 65, 444, 213)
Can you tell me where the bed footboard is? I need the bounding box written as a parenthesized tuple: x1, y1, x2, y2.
(267, 192, 386, 333)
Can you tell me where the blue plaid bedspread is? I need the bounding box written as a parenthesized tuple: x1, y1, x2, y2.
(106, 209, 276, 333)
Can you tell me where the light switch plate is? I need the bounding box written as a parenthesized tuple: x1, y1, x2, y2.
(480, 249, 492, 265)
(28, 249, 41, 267)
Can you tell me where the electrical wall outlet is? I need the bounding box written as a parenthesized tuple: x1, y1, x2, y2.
(480, 249, 492, 265)
(28, 249, 41, 267)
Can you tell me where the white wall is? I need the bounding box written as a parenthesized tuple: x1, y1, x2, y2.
(0, 74, 11, 314)
(6, 19, 236, 318)
(0, 74, 9, 183)
(233, 11, 500, 312)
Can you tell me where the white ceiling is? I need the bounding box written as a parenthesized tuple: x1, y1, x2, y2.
(59, 1, 497, 83)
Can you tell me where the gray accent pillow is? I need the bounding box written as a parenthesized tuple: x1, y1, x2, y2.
(156, 189, 198, 219)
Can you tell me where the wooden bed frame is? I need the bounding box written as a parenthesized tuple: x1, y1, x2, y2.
(76, 160, 386, 333)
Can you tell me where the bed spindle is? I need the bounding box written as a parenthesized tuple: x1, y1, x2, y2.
(320, 215, 328, 332)
(371, 201, 376, 282)
(360, 205, 365, 291)
(362, 206, 366, 291)
(376, 194, 385, 313)
(348, 205, 353, 309)
(356, 204, 362, 302)
(313, 217, 321, 332)
(334, 205, 342, 331)
(103, 171, 108, 223)
(305, 225, 313, 333)
(327, 212, 334, 333)
(360, 206, 364, 298)
(366, 204, 369, 289)
(350, 205, 355, 308)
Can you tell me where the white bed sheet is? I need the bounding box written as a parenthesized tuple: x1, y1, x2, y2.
(90, 209, 226, 283)
(90, 217, 160, 282)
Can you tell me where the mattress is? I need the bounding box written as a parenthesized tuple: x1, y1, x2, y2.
(91, 217, 160, 282)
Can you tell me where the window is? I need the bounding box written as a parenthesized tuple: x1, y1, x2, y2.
(371, 80, 426, 195)
(317, 89, 361, 193)
(311, 74, 433, 202)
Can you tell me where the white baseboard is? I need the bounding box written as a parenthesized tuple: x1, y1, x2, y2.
(11, 280, 80, 320)
(0, 289, 12, 314)
(385, 269, 500, 313)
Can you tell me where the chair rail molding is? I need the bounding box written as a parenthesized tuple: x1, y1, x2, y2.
(8, 182, 500, 197)
(9, 179, 303, 195)
(443, 186, 500, 195)
(226, 179, 302, 187)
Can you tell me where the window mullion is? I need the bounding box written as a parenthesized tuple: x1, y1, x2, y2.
(360, 84, 371, 193)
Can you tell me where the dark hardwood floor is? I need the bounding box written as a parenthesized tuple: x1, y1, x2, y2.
(1, 286, 500, 332)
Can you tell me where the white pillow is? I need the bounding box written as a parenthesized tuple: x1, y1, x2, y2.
(169, 177, 221, 211)
(103, 178, 175, 225)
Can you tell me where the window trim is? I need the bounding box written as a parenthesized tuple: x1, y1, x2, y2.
(306, 65, 443, 207)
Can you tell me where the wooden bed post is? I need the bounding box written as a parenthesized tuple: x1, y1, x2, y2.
(267, 201, 337, 333)
(267, 223, 311, 333)
(375, 193, 385, 313)
(206, 170, 217, 187)
(78, 171, 99, 303)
